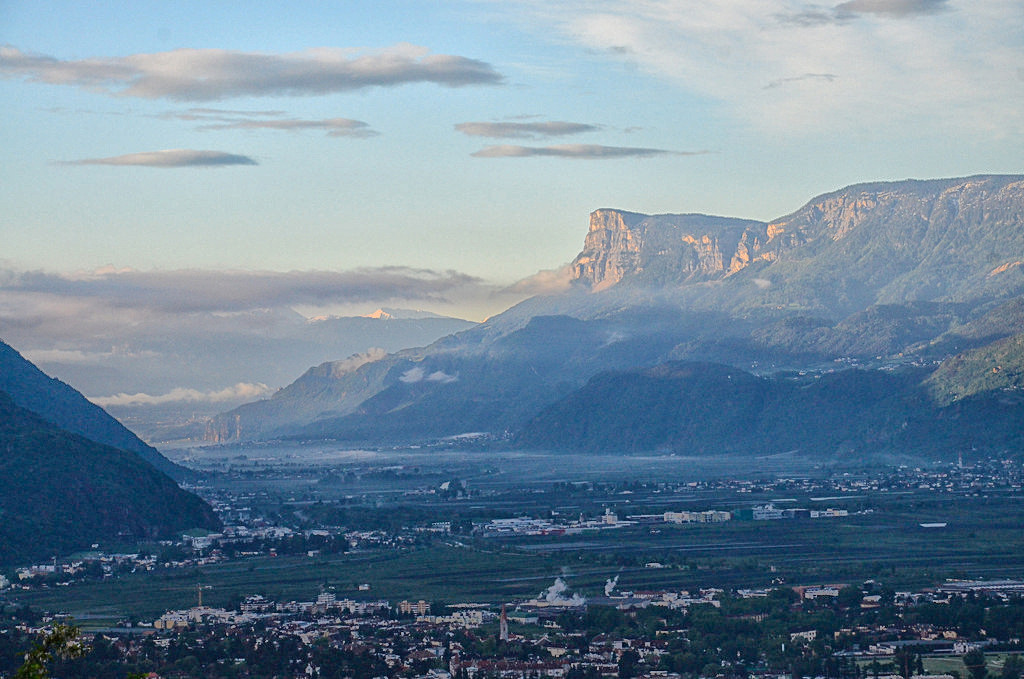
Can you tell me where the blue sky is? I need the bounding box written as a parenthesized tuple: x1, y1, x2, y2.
(2, 0, 1023, 325)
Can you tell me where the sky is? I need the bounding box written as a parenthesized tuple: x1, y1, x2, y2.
(1, 0, 1023, 410)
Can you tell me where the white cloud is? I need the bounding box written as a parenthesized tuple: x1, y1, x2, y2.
(64, 149, 257, 167)
(201, 117, 377, 137)
(22, 347, 159, 365)
(400, 366, 458, 384)
(836, 0, 950, 18)
(0, 44, 504, 101)
(472, 143, 692, 158)
(329, 348, 388, 378)
(3, 266, 483, 313)
(506, 0, 1024, 136)
(455, 120, 599, 139)
(400, 367, 425, 383)
(763, 73, 838, 90)
(505, 264, 574, 295)
(426, 370, 458, 384)
(166, 109, 378, 137)
(91, 382, 272, 407)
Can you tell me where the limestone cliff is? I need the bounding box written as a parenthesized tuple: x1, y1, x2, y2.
(570, 210, 768, 289)
(571, 176, 1024, 314)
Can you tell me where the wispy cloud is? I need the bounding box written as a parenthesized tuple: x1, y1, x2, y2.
(783, 0, 950, 25)
(91, 382, 273, 407)
(64, 149, 257, 167)
(780, 7, 845, 26)
(171, 107, 287, 119)
(399, 367, 458, 384)
(3, 266, 483, 313)
(164, 108, 378, 137)
(455, 120, 599, 139)
(328, 349, 389, 378)
(472, 143, 691, 158)
(507, 1, 1024, 135)
(0, 43, 504, 101)
(22, 347, 159, 365)
(836, 0, 950, 18)
(202, 117, 376, 137)
(503, 264, 574, 295)
(764, 73, 838, 89)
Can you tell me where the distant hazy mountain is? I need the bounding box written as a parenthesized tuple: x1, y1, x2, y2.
(354, 308, 456, 320)
(0, 338, 182, 477)
(0, 390, 220, 566)
(211, 175, 1024, 459)
(11, 308, 475, 443)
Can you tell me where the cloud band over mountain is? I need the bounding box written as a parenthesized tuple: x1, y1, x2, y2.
(91, 382, 273, 408)
(3, 267, 483, 313)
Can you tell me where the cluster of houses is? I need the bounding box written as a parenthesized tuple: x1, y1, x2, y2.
(11, 575, 1021, 679)
(751, 504, 850, 521)
(479, 502, 859, 538)
(11, 552, 157, 583)
(153, 592, 393, 630)
(481, 507, 737, 538)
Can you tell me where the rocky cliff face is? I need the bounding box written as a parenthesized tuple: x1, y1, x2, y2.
(571, 176, 1024, 305)
(571, 210, 769, 289)
(751, 176, 1024, 314)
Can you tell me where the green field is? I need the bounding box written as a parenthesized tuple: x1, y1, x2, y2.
(6, 546, 574, 627)
(504, 490, 1024, 589)
(6, 462, 1024, 631)
(10, 492, 1024, 631)
(920, 653, 1023, 677)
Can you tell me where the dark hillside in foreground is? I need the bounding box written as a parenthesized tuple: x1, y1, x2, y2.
(0, 339, 183, 478)
(0, 390, 220, 566)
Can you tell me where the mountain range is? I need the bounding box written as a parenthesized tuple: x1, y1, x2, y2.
(209, 175, 1024, 461)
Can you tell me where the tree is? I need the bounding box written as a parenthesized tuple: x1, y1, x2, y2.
(15, 624, 85, 679)
(963, 648, 988, 679)
(895, 648, 917, 679)
(618, 649, 640, 679)
(1002, 655, 1024, 679)
(838, 587, 864, 610)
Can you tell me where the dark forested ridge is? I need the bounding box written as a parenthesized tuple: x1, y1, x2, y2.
(0, 390, 220, 566)
(514, 361, 1024, 458)
(0, 338, 184, 478)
